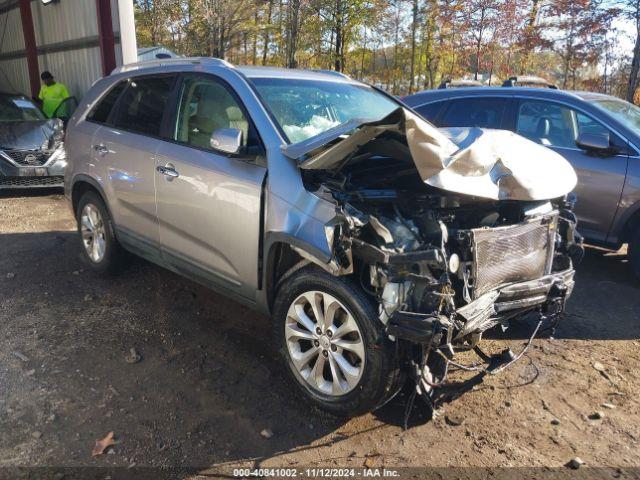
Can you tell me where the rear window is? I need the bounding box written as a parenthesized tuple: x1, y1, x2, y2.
(112, 76, 176, 136)
(87, 81, 126, 124)
(440, 98, 507, 129)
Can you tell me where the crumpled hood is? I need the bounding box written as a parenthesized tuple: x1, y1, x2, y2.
(0, 120, 59, 151)
(282, 107, 577, 201)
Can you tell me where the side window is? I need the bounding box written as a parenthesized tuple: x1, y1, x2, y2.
(440, 98, 507, 129)
(576, 112, 608, 137)
(516, 100, 626, 152)
(174, 75, 257, 154)
(87, 81, 126, 124)
(414, 101, 445, 125)
(112, 76, 176, 136)
(576, 112, 629, 153)
(516, 100, 576, 148)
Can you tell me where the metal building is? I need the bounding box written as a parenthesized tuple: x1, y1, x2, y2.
(0, 0, 137, 100)
(137, 46, 180, 62)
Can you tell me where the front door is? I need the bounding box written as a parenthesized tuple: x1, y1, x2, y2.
(155, 74, 266, 300)
(515, 99, 629, 243)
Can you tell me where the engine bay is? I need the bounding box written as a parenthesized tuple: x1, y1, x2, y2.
(299, 148, 583, 419)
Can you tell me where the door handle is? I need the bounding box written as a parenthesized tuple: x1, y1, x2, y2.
(93, 144, 108, 156)
(156, 164, 179, 178)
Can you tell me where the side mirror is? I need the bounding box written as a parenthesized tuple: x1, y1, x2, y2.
(576, 132, 612, 155)
(210, 128, 242, 155)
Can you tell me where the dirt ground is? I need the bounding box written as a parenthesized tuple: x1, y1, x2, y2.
(1, 189, 639, 479)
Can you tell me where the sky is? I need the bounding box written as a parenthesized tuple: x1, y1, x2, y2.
(613, 16, 635, 54)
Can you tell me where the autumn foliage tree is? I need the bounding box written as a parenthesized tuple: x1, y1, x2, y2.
(133, 0, 638, 99)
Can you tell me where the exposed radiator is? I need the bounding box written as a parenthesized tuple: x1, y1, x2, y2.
(470, 214, 556, 298)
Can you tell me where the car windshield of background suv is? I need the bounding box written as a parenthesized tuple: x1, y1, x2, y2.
(250, 77, 399, 144)
(0, 96, 45, 122)
(593, 98, 640, 134)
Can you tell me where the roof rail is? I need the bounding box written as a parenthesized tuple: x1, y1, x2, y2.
(502, 75, 557, 89)
(438, 78, 484, 89)
(309, 69, 351, 79)
(112, 57, 233, 75)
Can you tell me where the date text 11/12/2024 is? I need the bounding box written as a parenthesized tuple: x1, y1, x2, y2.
(232, 468, 401, 477)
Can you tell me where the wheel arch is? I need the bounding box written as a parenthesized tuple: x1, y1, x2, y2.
(262, 233, 374, 316)
(619, 201, 640, 245)
(70, 175, 110, 221)
(263, 239, 309, 315)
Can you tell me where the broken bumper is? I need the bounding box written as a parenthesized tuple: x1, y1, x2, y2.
(495, 268, 574, 313)
(387, 268, 574, 344)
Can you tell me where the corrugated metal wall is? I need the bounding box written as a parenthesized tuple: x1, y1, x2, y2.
(36, 48, 104, 98)
(0, 0, 122, 98)
(0, 5, 28, 94)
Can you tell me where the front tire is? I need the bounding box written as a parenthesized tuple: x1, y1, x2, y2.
(76, 191, 125, 274)
(273, 267, 402, 417)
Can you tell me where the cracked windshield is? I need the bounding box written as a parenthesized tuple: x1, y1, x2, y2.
(250, 77, 399, 143)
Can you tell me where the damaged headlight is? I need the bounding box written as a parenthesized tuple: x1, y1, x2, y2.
(379, 280, 411, 324)
(52, 119, 65, 150)
(41, 119, 65, 152)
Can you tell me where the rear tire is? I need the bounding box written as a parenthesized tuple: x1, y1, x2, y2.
(629, 226, 640, 280)
(76, 191, 126, 274)
(272, 267, 402, 417)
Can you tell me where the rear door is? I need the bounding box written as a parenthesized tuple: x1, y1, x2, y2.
(68, 82, 126, 192)
(155, 73, 267, 300)
(84, 80, 126, 150)
(514, 98, 629, 243)
(94, 74, 177, 250)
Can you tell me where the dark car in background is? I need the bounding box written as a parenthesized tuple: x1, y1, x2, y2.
(0, 92, 67, 189)
(403, 87, 640, 278)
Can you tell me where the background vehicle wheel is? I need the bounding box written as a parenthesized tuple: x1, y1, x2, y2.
(630, 227, 640, 279)
(76, 191, 126, 274)
(273, 267, 402, 417)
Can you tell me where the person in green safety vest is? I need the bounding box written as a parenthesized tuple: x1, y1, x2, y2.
(38, 71, 70, 118)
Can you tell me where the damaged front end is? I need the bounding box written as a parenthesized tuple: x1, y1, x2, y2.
(284, 107, 583, 409)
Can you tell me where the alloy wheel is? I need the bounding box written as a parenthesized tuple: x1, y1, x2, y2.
(285, 290, 365, 396)
(80, 204, 106, 263)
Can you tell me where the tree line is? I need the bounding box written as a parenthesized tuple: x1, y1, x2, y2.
(134, 0, 640, 101)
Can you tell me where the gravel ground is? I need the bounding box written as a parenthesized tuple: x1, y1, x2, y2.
(0, 190, 639, 479)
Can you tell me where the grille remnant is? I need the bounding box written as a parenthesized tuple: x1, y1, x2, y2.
(0, 176, 63, 187)
(471, 214, 556, 298)
(2, 150, 51, 166)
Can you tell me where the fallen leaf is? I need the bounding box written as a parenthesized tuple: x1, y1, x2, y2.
(124, 347, 141, 364)
(13, 351, 29, 362)
(92, 431, 115, 457)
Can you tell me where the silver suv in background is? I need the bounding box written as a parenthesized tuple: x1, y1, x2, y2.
(65, 58, 582, 416)
(403, 87, 640, 278)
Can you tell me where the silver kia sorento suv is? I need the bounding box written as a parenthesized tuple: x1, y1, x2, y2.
(65, 58, 583, 416)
